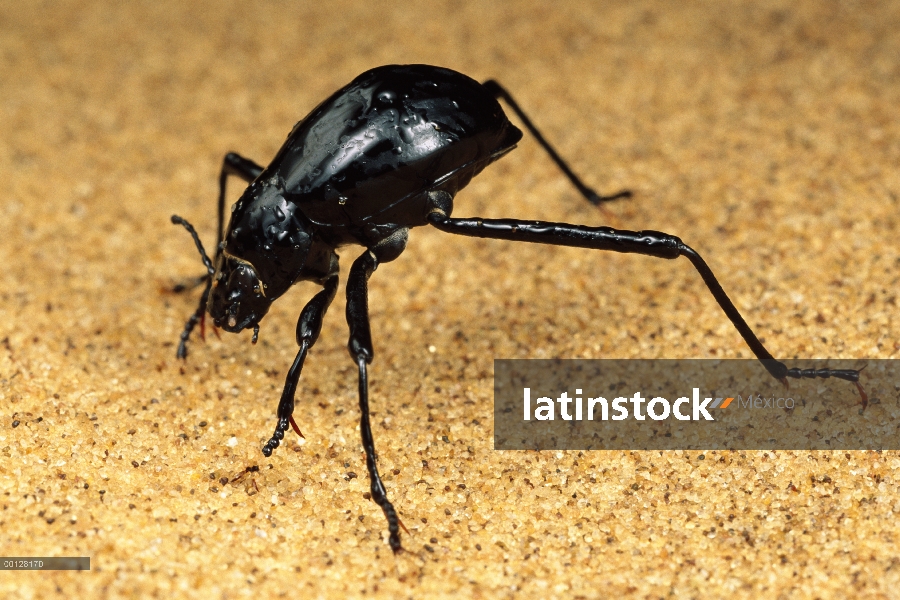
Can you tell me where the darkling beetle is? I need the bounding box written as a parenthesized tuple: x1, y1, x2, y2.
(171, 64, 864, 553)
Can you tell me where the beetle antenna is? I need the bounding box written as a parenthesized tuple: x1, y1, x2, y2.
(171, 215, 215, 276)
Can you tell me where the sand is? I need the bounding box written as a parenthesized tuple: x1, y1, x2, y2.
(2, 1, 899, 597)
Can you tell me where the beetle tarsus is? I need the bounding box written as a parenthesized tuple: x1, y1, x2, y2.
(587, 188, 633, 205)
(262, 418, 287, 457)
(781, 366, 867, 407)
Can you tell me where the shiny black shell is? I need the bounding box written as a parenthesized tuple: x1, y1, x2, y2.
(263, 64, 523, 245)
(221, 65, 524, 302)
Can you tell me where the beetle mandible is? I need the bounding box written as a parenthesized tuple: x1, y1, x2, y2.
(171, 64, 863, 553)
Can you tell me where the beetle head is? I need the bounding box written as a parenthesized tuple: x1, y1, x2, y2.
(207, 176, 314, 333)
(208, 252, 273, 333)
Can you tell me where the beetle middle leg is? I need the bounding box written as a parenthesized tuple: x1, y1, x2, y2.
(482, 79, 632, 206)
(262, 275, 339, 457)
(426, 205, 862, 392)
(214, 152, 264, 245)
(172, 152, 264, 359)
(345, 229, 410, 553)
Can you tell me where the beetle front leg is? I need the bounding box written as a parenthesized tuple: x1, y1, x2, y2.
(262, 275, 339, 457)
(172, 153, 263, 359)
(171, 215, 216, 359)
(346, 231, 409, 553)
(176, 278, 212, 359)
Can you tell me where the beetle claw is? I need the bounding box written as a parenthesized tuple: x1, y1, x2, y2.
(288, 415, 305, 439)
(855, 381, 868, 410)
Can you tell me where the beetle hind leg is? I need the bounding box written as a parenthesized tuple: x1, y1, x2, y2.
(482, 79, 631, 206)
(427, 211, 865, 400)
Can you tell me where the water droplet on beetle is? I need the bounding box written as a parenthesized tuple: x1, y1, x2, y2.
(338, 196, 348, 205)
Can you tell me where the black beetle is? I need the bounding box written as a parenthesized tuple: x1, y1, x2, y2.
(172, 64, 863, 553)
